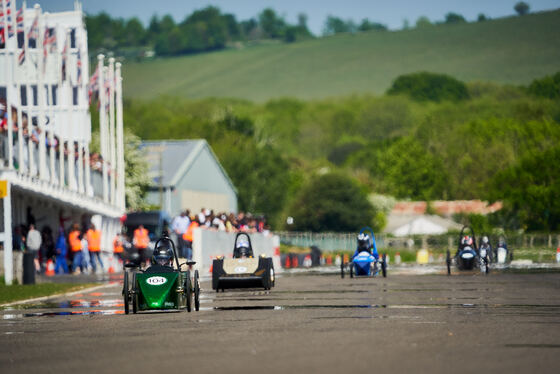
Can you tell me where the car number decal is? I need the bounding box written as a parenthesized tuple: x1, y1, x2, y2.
(146, 276, 167, 285)
(234, 266, 248, 273)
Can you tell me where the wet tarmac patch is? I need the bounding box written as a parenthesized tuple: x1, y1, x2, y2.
(505, 344, 560, 348)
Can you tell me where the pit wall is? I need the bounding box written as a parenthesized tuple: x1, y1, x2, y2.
(192, 228, 281, 275)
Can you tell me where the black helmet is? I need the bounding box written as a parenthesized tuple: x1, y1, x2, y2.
(357, 233, 370, 252)
(235, 240, 252, 258)
(152, 241, 173, 266)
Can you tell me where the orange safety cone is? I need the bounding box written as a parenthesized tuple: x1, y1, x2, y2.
(46, 259, 55, 276)
(285, 255, 291, 268)
(209, 257, 213, 274)
(326, 255, 332, 265)
(108, 256, 115, 274)
(343, 254, 349, 263)
(292, 255, 299, 268)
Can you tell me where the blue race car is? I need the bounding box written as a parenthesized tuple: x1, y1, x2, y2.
(447, 226, 489, 275)
(341, 227, 387, 278)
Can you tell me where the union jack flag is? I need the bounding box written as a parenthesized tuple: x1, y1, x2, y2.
(4, 0, 14, 38)
(18, 48, 25, 64)
(27, 14, 38, 46)
(61, 37, 68, 81)
(15, 8, 22, 33)
(88, 66, 99, 105)
(76, 48, 82, 85)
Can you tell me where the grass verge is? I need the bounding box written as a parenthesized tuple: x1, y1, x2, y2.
(0, 282, 99, 305)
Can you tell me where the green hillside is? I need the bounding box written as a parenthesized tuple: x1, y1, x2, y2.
(122, 10, 560, 101)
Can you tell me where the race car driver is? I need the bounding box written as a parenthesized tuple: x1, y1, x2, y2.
(233, 240, 254, 258)
(146, 241, 174, 273)
(353, 233, 379, 260)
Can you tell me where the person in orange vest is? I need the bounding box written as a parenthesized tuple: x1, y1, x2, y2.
(113, 233, 125, 260)
(69, 223, 84, 274)
(183, 217, 199, 260)
(133, 224, 150, 266)
(86, 223, 104, 273)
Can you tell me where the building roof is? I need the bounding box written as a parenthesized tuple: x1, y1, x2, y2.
(392, 200, 502, 216)
(139, 139, 237, 192)
(384, 214, 463, 237)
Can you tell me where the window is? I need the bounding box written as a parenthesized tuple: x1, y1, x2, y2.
(20, 86, 27, 106)
(18, 33, 24, 48)
(31, 85, 38, 106)
(70, 28, 76, 48)
(51, 85, 58, 106)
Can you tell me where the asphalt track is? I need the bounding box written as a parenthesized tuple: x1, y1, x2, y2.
(1, 269, 560, 373)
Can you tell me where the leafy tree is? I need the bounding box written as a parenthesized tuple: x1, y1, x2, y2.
(378, 137, 447, 200)
(289, 173, 375, 232)
(358, 19, 388, 32)
(123, 18, 146, 46)
(387, 72, 470, 102)
(323, 16, 356, 35)
(444, 12, 467, 24)
(490, 145, 560, 231)
(477, 13, 488, 22)
(220, 142, 291, 222)
(514, 2, 531, 16)
(259, 8, 286, 38)
(527, 71, 560, 99)
(415, 16, 432, 28)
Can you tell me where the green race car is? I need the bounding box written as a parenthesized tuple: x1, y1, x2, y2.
(122, 235, 200, 314)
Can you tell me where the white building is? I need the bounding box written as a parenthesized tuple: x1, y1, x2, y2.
(0, 1, 125, 284)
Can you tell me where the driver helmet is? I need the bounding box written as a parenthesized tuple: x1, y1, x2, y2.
(357, 233, 371, 252)
(236, 240, 251, 258)
(461, 236, 473, 246)
(482, 236, 489, 244)
(498, 238, 505, 246)
(152, 241, 173, 266)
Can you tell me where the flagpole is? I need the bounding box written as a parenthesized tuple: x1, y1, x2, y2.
(2, 0, 13, 169)
(98, 54, 108, 202)
(65, 28, 75, 190)
(108, 57, 116, 205)
(115, 62, 125, 209)
(26, 3, 34, 177)
(35, 4, 47, 180)
(15, 0, 25, 174)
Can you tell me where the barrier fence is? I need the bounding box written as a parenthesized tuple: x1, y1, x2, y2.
(278, 231, 560, 253)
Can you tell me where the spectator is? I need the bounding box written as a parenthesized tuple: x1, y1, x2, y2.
(171, 211, 190, 258)
(26, 224, 42, 273)
(133, 224, 149, 266)
(183, 217, 199, 260)
(69, 223, 84, 274)
(40, 226, 55, 270)
(113, 233, 125, 268)
(86, 223, 103, 273)
(54, 227, 69, 274)
(12, 225, 26, 252)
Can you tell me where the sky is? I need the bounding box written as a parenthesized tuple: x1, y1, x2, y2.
(37, 0, 560, 35)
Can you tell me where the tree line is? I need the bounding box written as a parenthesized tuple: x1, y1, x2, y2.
(86, 2, 534, 58)
(122, 70, 559, 232)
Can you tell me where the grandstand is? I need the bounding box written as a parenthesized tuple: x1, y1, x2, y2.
(0, 1, 125, 284)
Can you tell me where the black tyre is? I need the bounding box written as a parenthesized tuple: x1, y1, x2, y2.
(446, 250, 451, 276)
(350, 263, 354, 278)
(381, 254, 387, 278)
(269, 258, 275, 288)
(212, 259, 223, 291)
(485, 257, 489, 274)
(340, 262, 345, 279)
(263, 261, 271, 290)
(194, 270, 200, 312)
(132, 273, 137, 314)
(123, 271, 129, 315)
(185, 271, 193, 312)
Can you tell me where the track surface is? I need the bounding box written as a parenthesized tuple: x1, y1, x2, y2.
(1, 270, 560, 373)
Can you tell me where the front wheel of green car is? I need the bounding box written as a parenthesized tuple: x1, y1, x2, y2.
(194, 270, 200, 311)
(123, 271, 129, 315)
(185, 271, 193, 312)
